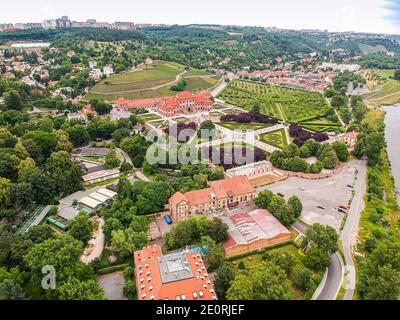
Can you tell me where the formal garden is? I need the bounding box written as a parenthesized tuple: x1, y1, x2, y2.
(218, 80, 331, 123)
(260, 128, 288, 149)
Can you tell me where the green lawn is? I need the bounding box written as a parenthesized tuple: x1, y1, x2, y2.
(87, 62, 220, 101)
(218, 121, 272, 131)
(174, 117, 190, 123)
(213, 104, 227, 110)
(138, 113, 162, 121)
(218, 80, 330, 123)
(260, 129, 288, 149)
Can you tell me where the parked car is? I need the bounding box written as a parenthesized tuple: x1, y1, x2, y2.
(164, 215, 173, 225)
(347, 184, 354, 188)
(277, 193, 284, 198)
(338, 208, 347, 213)
(317, 205, 326, 210)
(299, 187, 305, 191)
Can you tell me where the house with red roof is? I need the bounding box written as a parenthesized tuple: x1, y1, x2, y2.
(134, 245, 217, 300)
(340, 131, 359, 148)
(169, 176, 256, 223)
(222, 209, 291, 257)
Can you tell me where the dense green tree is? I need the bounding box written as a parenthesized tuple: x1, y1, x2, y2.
(288, 196, 303, 218)
(201, 236, 225, 271)
(46, 151, 83, 197)
(0, 178, 12, 208)
(123, 279, 136, 300)
(0, 280, 27, 300)
(105, 150, 121, 169)
(227, 262, 294, 300)
(332, 142, 350, 162)
(68, 213, 95, 245)
(0, 128, 18, 148)
(56, 278, 105, 300)
(305, 224, 338, 255)
(4, 90, 23, 111)
(304, 247, 330, 272)
(65, 124, 90, 147)
(24, 235, 83, 281)
(214, 263, 235, 300)
(358, 240, 400, 300)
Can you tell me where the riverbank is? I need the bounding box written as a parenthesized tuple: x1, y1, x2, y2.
(383, 104, 400, 206)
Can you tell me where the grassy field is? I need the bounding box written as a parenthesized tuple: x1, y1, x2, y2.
(87, 61, 220, 101)
(138, 113, 162, 122)
(218, 80, 330, 123)
(362, 70, 400, 107)
(260, 128, 288, 149)
(174, 117, 190, 123)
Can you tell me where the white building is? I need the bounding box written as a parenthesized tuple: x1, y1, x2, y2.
(42, 19, 57, 29)
(319, 62, 361, 73)
(225, 161, 273, 179)
(89, 61, 97, 68)
(82, 168, 121, 185)
(90, 69, 103, 79)
(103, 65, 114, 76)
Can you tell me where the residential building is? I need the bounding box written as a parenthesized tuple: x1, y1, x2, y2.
(134, 245, 217, 300)
(222, 209, 291, 258)
(340, 131, 359, 148)
(89, 61, 97, 68)
(90, 68, 103, 80)
(103, 65, 114, 76)
(42, 19, 57, 29)
(169, 176, 256, 223)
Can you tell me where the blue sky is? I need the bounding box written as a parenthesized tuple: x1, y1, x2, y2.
(1, 0, 399, 34)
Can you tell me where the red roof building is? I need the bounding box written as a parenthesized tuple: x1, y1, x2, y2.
(115, 91, 212, 118)
(222, 209, 291, 257)
(169, 176, 256, 223)
(134, 245, 217, 300)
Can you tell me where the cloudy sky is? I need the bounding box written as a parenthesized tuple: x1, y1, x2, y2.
(1, 0, 399, 34)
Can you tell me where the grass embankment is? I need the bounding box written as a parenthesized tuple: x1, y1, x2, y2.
(87, 61, 220, 101)
(355, 109, 400, 299)
(363, 70, 400, 107)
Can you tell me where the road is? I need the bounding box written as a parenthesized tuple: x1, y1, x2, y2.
(116, 147, 150, 182)
(341, 160, 367, 300)
(293, 221, 343, 300)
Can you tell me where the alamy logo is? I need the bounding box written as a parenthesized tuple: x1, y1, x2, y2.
(41, 265, 56, 290)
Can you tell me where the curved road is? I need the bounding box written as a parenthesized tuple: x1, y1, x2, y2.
(293, 221, 343, 300)
(292, 160, 367, 300)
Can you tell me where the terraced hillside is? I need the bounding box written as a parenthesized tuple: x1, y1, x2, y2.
(218, 80, 330, 123)
(87, 61, 220, 101)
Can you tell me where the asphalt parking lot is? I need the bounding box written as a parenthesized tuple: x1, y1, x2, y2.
(257, 162, 358, 231)
(97, 271, 127, 300)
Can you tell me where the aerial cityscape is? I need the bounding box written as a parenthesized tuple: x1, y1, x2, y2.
(0, 0, 400, 310)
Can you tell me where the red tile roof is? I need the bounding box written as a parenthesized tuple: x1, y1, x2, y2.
(134, 245, 217, 300)
(170, 176, 255, 207)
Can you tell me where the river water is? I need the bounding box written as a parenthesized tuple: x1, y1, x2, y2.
(383, 105, 400, 206)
